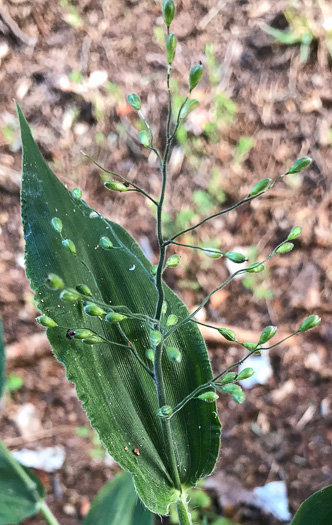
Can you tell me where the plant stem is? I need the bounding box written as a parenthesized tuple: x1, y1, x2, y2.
(176, 495, 192, 525)
(39, 501, 61, 525)
(153, 62, 182, 493)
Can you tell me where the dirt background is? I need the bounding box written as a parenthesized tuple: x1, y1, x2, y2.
(0, 0, 331, 524)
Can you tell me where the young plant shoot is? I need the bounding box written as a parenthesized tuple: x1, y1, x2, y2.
(17, 1, 320, 523)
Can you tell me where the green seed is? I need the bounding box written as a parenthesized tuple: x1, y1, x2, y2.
(157, 405, 173, 418)
(299, 315, 321, 332)
(287, 226, 302, 240)
(84, 304, 107, 316)
(162, 301, 168, 314)
(150, 330, 162, 346)
(258, 325, 277, 345)
(189, 64, 203, 92)
(166, 347, 182, 363)
(105, 312, 128, 323)
(242, 342, 259, 350)
(99, 236, 114, 250)
(82, 335, 105, 345)
(51, 217, 62, 233)
(237, 368, 255, 380)
(286, 156, 311, 174)
(166, 33, 177, 64)
(179, 99, 199, 119)
(145, 349, 155, 362)
(162, 0, 175, 27)
(247, 263, 264, 273)
(128, 93, 141, 111)
(276, 242, 294, 254)
(76, 284, 92, 296)
(218, 328, 237, 342)
(219, 372, 237, 384)
(221, 384, 245, 404)
(36, 315, 58, 328)
(249, 178, 271, 196)
(62, 239, 76, 256)
(225, 251, 247, 263)
(166, 314, 178, 327)
(104, 181, 129, 192)
(151, 265, 158, 275)
(60, 288, 81, 302)
(72, 187, 82, 199)
(166, 254, 180, 267)
(198, 392, 219, 403)
(139, 130, 149, 147)
(46, 273, 64, 290)
(72, 329, 95, 340)
(202, 248, 222, 259)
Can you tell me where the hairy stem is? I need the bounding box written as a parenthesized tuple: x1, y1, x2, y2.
(176, 495, 193, 525)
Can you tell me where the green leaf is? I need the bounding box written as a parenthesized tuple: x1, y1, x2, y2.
(17, 103, 221, 514)
(290, 485, 332, 525)
(0, 318, 5, 399)
(84, 471, 153, 525)
(0, 440, 45, 524)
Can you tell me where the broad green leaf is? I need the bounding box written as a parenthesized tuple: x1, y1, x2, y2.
(290, 485, 332, 525)
(0, 318, 4, 399)
(17, 103, 221, 514)
(0, 440, 45, 524)
(84, 471, 153, 525)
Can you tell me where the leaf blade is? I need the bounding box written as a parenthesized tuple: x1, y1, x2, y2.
(290, 485, 332, 525)
(17, 103, 221, 514)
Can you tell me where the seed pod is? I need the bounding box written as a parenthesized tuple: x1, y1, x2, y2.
(203, 248, 222, 259)
(237, 367, 255, 380)
(218, 328, 237, 342)
(166, 314, 178, 327)
(166, 254, 180, 267)
(221, 384, 245, 404)
(219, 372, 237, 384)
(51, 217, 63, 233)
(60, 288, 81, 302)
(46, 273, 64, 290)
(104, 181, 129, 192)
(150, 330, 162, 346)
(145, 349, 155, 362)
(84, 304, 107, 316)
(242, 342, 258, 351)
(62, 239, 77, 256)
(247, 263, 264, 273)
(287, 226, 302, 240)
(198, 392, 219, 403)
(157, 405, 173, 418)
(166, 347, 182, 363)
(82, 335, 105, 345)
(72, 187, 82, 199)
(276, 242, 294, 254)
(36, 315, 58, 328)
(286, 156, 311, 174)
(99, 236, 114, 250)
(128, 93, 141, 111)
(162, 0, 175, 27)
(299, 315, 321, 332)
(189, 64, 203, 92)
(139, 130, 149, 147)
(105, 312, 128, 323)
(225, 251, 246, 263)
(166, 33, 177, 64)
(249, 177, 272, 196)
(162, 301, 168, 314)
(76, 284, 92, 296)
(258, 325, 277, 345)
(72, 328, 96, 340)
(179, 99, 199, 119)
(151, 265, 158, 276)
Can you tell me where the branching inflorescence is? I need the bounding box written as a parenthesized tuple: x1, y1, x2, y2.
(27, 1, 322, 522)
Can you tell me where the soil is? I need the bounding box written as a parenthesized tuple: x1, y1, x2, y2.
(0, 1, 331, 524)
